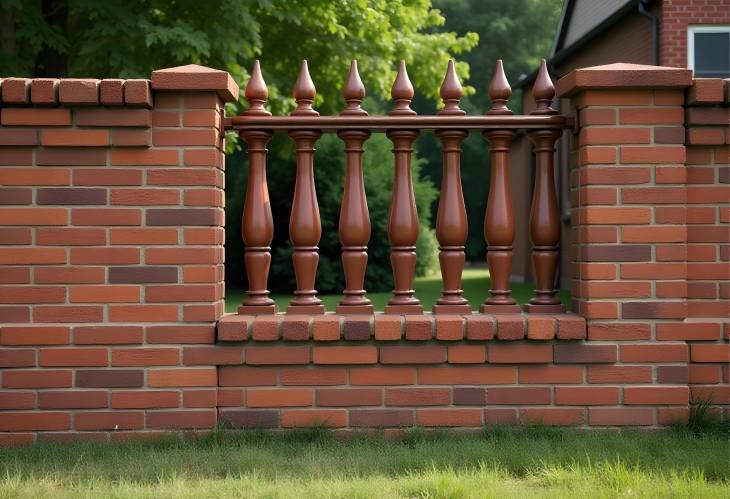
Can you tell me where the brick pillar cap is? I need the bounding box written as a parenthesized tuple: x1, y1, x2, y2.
(556, 63, 692, 97)
(151, 64, 239, 102)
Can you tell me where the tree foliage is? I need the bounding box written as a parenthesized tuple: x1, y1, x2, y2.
(1, 0, 477, 114)
(227, 132, 439, 293)
(413, 0, 563, 260)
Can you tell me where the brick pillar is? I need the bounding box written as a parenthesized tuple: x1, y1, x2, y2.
(557, 63, 697, 425)
(0, 65, 237, 443)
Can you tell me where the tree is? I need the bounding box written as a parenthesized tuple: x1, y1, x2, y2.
(1, 0, 478, 113)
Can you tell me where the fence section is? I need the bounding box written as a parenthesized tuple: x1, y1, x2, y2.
(233, 59, 571, 315)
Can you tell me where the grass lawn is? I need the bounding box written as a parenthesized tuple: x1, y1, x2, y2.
(0, 427, 728, 498)
(226, 267, 571, 313)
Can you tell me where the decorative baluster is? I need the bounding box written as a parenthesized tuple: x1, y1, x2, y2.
(385, 60, 422, 314)
(526, 59, 565, 313)
(433, 60, 470, 314)
(239, 60, 276, 315)
(481, 60, 519, 313)
(340, 60, 367, 116)
(287, 60, 325, 314)
(337, 60, 373, 313)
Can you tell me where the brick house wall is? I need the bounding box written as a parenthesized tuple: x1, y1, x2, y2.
(661, 0, 730, 69)
(0, 63, 727, 443)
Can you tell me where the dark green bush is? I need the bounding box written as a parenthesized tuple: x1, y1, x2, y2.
(226, 133, 438, 295)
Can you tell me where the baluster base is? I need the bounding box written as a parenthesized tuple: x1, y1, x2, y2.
(384, 304, 424, 315)
(524, 303, 565, 314)
(336, 304, 374, 314)
(238, 304, 278, 315)
(479, 303, 521, 314)
(286, 303, 326, 315)
(433, 303, 472, 315)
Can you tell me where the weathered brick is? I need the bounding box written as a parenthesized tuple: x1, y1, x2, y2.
(76, 369, 143, 388)
(349, 409, 413, 427)
(555, 387, 618, 405)
(218, 366, 277, 386)
(488, 387, 551, 405)
(280, 368, 346, 386)
(112, 391, 180, 409)
(519, 408, 584, 426)
(350, 367, 415, 385)
(447, 344, 486, 364)
(417, 408, 483, 427)
(247, 388, 312, 407)
(417, 366, 516, 385)
(246, 346, 309, 365)
(281, 409, 347, 428)
(39, 390, 108, 409)
(317, 388, 382, 406)
(488, 343, 552, 363)
(453, 387, 486, 405)
(148, 368, 217, 387)
(313, 346, 377, 365)
(624, 386, 688, 405)
(342, 316, 370, 341)
(380, 345, 445, 364)
(219, 409, 279, 428)
(554, 343, 616, 363)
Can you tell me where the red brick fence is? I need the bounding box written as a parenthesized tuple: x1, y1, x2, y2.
(0, 62, 727, 444)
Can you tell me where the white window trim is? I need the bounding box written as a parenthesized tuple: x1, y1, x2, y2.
(687, 25, 730, 72)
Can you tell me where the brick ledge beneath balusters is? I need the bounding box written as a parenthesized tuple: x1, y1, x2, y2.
(216, 312, 586, 342)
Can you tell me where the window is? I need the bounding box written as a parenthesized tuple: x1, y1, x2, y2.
(688, 26, 730, 78)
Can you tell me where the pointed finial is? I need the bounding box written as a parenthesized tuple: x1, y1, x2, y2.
(341, 60, 367, 116)
(292, 60, 318, 116)
(389, 60, 416, 116)
(487, 59, 512, 115)
(531, 59, 557, 115)
(243, 60, 270, 116)
(439, 60, 465, 116)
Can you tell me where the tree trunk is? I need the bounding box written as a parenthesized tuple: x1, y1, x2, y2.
(1, 7, 17, 58)
(34, 0, 69, 77)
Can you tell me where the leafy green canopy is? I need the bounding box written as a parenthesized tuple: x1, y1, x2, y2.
(1, 0, 477, 113)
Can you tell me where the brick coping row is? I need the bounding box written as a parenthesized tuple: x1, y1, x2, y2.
(217, 313, 586, 342)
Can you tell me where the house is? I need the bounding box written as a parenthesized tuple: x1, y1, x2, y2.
(510, 0, 730, 289)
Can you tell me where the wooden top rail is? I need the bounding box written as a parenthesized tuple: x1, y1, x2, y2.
(230, 114, 572, 131)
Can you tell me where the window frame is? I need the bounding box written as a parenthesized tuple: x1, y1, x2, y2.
(687, 25, 730, 77)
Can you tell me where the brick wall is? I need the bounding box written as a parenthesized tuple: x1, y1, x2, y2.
(661, 0, 730, 68)
(0, 66, 234, 445)
(683, 77, 730, 411)
(557, 63, 729, 422)
(0, 63, 728, 444)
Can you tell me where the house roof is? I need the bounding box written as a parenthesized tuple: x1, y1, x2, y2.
(517, 0, 650, 88)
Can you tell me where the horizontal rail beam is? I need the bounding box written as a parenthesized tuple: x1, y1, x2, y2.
(230, 115, 572, 132)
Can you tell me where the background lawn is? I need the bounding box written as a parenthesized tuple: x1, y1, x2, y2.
(225, 267, 571, 313)
(0, 427, 728, 498)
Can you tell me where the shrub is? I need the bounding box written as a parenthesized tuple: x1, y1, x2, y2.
(226, 132, 438, 295)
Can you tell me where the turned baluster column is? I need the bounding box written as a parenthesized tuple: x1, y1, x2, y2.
(385, 60, 422, 314)
(239, 60, 276, 315)
(337, 61, 373, 314)
(526, 60, 565, 313)
(433, 60, 470, 315)
(287, 60, 325, 314)
(480, 60, 520, 313)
